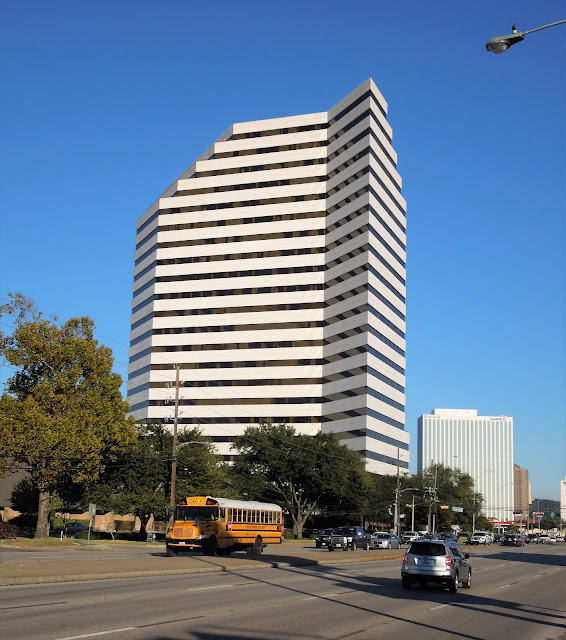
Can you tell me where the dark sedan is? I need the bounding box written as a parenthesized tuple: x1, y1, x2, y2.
(502, 534, 525, 547)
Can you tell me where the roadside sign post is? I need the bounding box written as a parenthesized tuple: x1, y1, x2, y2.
(88, 503, 96, 544)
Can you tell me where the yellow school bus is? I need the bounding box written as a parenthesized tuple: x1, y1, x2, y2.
(165, 496, 283, 557)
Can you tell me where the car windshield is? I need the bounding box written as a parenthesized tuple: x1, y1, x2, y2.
(320, 529, 334, 535)
(335, 528, 355, 535)
(409, 541, 446, 556)
(375, 534, 389, 539)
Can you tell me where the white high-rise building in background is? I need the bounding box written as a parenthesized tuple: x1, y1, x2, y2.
(418, 409, 514, 523)
(127, 79, 409, 474)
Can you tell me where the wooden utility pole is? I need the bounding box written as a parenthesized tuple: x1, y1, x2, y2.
(169, 364, 180, 524)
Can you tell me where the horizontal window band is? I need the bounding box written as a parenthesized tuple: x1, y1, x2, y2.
(149, 358, 325, 369)
(364, 450, 409, 469)
(150, 397, 321, 407)
(134, 261, 157, 283)
(155, 265, 325, 284)
(177, 175, 324, 198)
(134, 246, 157, 267)
(367, 407, 405, 430)
(135, 227, 158, 251)
(136, 210, 159, 234)
(230, 122, 328, 141)
(154, 320, 324, 335)
(153, 302, 324, 317)
(147, 377, 322, 389)
(132, 295, 154, 315)
(329, 90, 388, 131)
(213, 140, 326, 160)
(368, 345, 405, 375)
(195, 157, 326, 179)
(131, 313, 153, 331)
(158, 210, 325, 234)
(150, 339, 323, 352)
(158, 247, 324, 266)
(157, 228, 325, 250)
(368, 366, 404, 393)
(155, 283, 324, 300)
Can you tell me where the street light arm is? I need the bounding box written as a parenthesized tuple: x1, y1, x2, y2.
(486, 19, 566, 54)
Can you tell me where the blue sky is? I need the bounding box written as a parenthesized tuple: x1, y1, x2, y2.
(1, 1, 564, 501)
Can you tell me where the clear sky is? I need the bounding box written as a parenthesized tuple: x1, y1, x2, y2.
(1, 1, 564, 501)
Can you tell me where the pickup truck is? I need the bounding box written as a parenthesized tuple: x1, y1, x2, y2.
(328, 526, 371, 551)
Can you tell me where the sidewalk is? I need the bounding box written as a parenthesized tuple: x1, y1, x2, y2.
(0, 545, 404, 586)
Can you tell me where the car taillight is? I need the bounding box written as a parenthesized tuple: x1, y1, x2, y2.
(402, 554, 407, 564)
(445, 556, 452, 567)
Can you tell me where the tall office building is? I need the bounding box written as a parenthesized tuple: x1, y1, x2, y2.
(513, 463, 529, 522)
(418, 409, 514, 522)
(127, 79, 409, 475)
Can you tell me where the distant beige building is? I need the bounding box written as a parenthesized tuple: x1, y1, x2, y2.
(513, 463, 530, 521)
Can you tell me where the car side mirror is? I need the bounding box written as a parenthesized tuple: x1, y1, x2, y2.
(464, 553, 470, 559)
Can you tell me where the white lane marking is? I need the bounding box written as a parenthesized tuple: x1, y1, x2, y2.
(55, 628, 136, 640)
(497, 584, 512, 589)
(430, 604, 450, 610)
(186, 582, 250, 591)
(302, 591, 355, 600)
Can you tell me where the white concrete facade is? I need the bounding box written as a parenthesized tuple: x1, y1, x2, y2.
(128, 79, 409, 475)
(418, 409, 514, 522)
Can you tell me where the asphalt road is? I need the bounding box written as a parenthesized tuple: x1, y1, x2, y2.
(1, 545, 565, 640)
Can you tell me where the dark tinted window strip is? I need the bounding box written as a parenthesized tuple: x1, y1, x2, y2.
(368, 226, 405, 269)
(230, 123, 328, 140)
(195, 158, 327, 178)
(329, 127, 397, 186)
(150, 358, 324, 369)
(156, 265, 324, 284)
(173, 416, 321, 425)
(127, 381, 151, 396)
(134, 261, 157, 283)
(367, 407, 405, 430)
(368, 345, 404, 375)
(136, 210, 159, 234)
(164, 192, 325, 214)
(155, 283, 323, 301)
(366, 387, 404, 412)
(212, 140, 326, 160)
(158, 247, 324, 266)
(368, 245, 405, 286)
(128, 364, 152, 379)
(133, 278, 156, 298)
(153, 302, 324, 318)
(157, 228, 325, 250)
(330, 90, 388, 128)
(150, 377, 322, 388)
(330, 110, 395, 167)
(364, 450, 409, 469)
(368, 366, 405, 393)
(129, 400, 149, 412)
(135, 246, 157, 267)
(129, 346, 152, 363)
(151, 397, 320, 407)
(154, 320, 324, 335)
(131, 313, 153, 331)
(366, 427, 408, 449)
(130, 330, 153, 347)
(330, 108, 392, 159)
(368, 325, 404, 357)
(132, 295, 154, 315)
(158, 210, 325, 234)
(367, 283, 405, 322)
(368, 304, 405, 339)
(369, 264, 405, 303)
(136, 227, 159, 251)
(178, 175, 324, 198)
(151, 339, 322, 353)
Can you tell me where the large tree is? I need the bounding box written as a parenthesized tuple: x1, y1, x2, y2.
(0, 293, 137, 538)
(232, 422, 367, 538)
(88, 423, 235, 538)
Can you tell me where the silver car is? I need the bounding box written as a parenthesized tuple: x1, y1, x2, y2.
(401, 539, 472, 592)
(370, 532, 401, 549)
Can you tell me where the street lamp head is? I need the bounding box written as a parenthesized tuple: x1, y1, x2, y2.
(486, 29, 525, 54)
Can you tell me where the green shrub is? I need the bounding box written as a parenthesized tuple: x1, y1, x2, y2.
(0, 522, 19, 540)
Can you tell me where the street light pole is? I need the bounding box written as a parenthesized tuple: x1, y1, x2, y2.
(486, 20, 566, 54)
(169, 364, 180, 525)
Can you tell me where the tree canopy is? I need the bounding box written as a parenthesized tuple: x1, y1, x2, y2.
(0, 293, 137, 537)
(231, 422, 368, 537)
(87, 422, 236, 537)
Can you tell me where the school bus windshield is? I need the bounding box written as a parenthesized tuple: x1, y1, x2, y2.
(175, 506, 219, 522)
